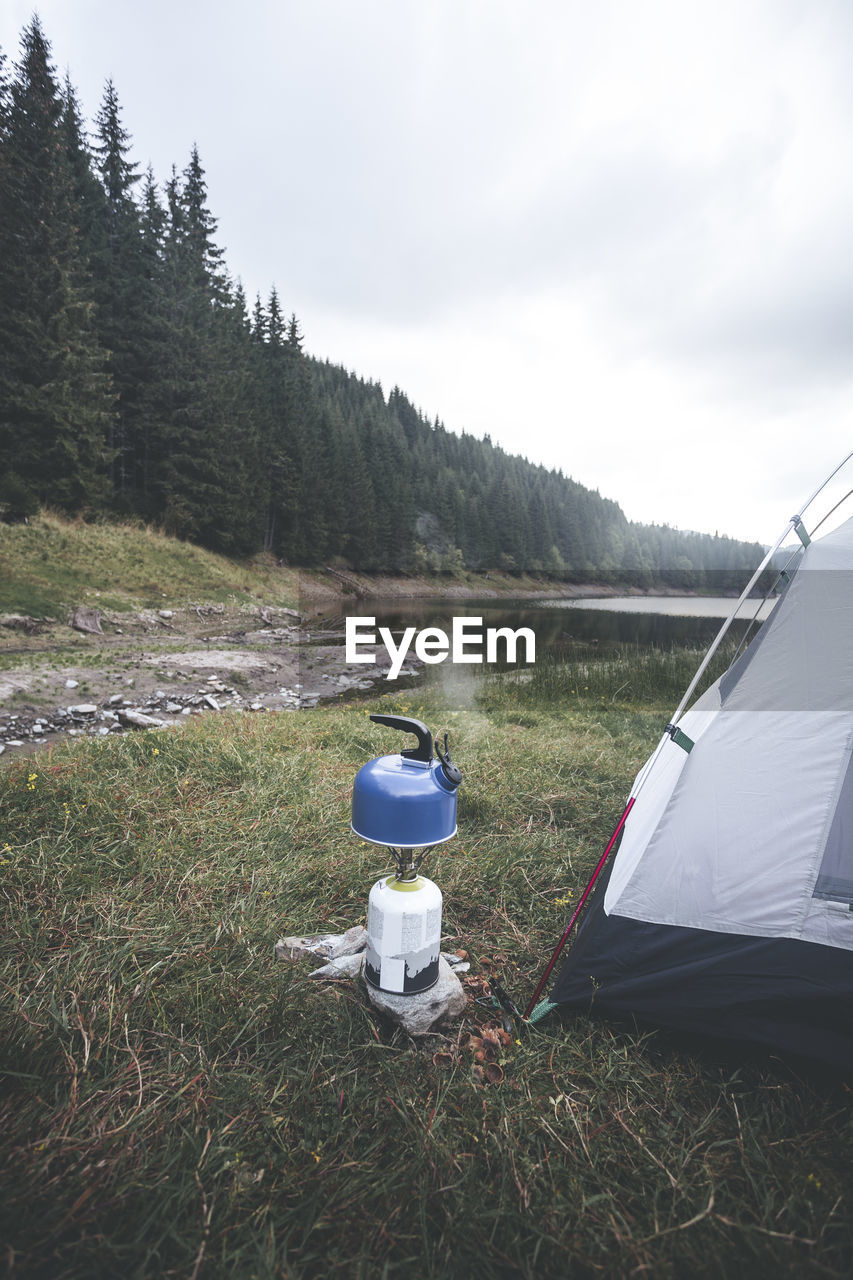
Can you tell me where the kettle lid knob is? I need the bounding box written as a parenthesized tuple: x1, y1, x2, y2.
(435, 733, 462, 788)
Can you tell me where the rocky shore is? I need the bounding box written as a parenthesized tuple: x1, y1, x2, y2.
(0, 604, 421, 758)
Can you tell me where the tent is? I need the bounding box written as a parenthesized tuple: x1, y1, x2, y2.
(535, 479, 853, 1071)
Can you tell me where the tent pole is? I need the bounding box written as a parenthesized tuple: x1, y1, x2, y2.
(666, 519, 798, 731)
(668, 448, 853, 733)
(522, 796, 635, 1020)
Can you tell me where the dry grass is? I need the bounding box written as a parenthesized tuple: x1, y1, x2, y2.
(0, 511, 302, 616)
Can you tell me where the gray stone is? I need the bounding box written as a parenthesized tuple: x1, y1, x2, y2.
(69, 606, 103, 634)
(308, 953, 366, 980)
(364, 955, 467, 1035)
(118, 708, 167, 730)
(0, 613, 45, 633)
(68, 704, 98, 716)
(273, 925, 467, 1033)
(275, 925, 368, 963)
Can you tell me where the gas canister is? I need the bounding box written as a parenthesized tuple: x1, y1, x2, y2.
(364, 872, 443, 993)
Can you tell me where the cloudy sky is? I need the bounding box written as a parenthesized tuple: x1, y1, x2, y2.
(4, 0, 853, 547)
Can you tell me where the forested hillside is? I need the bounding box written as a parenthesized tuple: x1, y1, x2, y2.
(0, 18, 765, 586)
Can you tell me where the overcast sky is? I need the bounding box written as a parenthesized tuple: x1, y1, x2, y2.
(4, 0, 853, 547)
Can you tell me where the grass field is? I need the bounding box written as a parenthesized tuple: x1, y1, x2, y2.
(0, 512, 303, 618)
(1, 655, 852, 1278)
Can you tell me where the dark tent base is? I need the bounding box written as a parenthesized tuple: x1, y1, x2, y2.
(549, 870, 853, 1074)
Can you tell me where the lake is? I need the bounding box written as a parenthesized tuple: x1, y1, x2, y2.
(302, 593, 773, 683)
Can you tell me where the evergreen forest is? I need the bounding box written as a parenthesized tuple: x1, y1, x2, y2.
(0, 18, 767, 587)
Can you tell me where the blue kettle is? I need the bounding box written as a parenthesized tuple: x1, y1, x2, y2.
(351, 714, 462, 849)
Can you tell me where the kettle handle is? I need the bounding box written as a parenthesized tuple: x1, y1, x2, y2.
(369, 714, 434, 763)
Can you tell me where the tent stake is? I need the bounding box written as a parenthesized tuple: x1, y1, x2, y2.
(522, 796, 635, 1020)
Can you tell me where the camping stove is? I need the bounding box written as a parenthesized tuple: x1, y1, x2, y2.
(352, 714, 462, 994)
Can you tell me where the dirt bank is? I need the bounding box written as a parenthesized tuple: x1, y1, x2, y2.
(296, 567, 633, 602)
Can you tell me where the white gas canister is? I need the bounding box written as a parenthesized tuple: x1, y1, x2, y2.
(364, 873, 442, 994)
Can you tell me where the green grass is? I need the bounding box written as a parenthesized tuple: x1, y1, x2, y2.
(0, 665, 851, 1278)
(0, 511, 302, 616)
(483, 640, 743, 716)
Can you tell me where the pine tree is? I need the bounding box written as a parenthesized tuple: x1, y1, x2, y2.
(94, 81, 139, 210)
(0, 19, 113, 511)
(59, 76, 105, 261)
(89, 78, 145, 503)
(287, 347, 329, 564)
(132, 168, 170, 510)
(286, 312, 303, 351)
(180, 144, 227, 299)
(338, 428, 379, 568)
(149, 149, 262, 550)
(256, 287, 302, 556)
(250, 293, 265, 345)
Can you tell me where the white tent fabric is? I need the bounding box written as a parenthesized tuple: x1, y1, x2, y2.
(604, 516, 853, 953)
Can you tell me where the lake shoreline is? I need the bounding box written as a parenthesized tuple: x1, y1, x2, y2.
(297, 566, 730, 604)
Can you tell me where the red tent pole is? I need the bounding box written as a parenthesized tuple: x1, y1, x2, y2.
(522, 796, 636, 1020)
